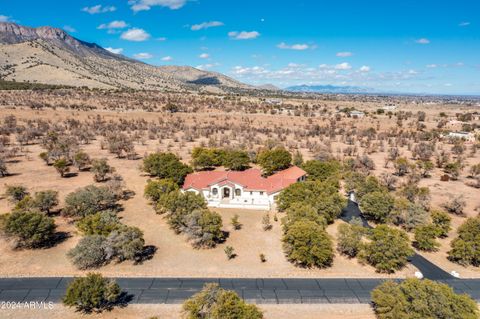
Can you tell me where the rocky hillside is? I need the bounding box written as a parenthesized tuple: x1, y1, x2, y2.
(0, 22, 252, 92)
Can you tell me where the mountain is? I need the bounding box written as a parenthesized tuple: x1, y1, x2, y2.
(285, 84, 374, 94)
(0, 22, 252, 92)
(257, 84, 280, 91)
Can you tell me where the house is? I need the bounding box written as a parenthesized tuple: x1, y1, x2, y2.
(446, 131, 476, 142)
(350, 110, 365, 118)
(182, 166, 307, 210)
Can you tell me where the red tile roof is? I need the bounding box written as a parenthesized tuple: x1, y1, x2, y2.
(182, 166, 306, 194)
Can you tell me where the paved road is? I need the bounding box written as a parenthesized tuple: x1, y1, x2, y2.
(0, 277, 479, 304)
(341, 200, 454, 280)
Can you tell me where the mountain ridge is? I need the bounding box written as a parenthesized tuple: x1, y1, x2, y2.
(0, 22, 253, 92)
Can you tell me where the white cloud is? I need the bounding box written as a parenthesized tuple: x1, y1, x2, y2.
(191, 21, 224, 31)
(408, 69, 418, 75)
(336, 52, 353, 57)
(120, 28, 151, 41)
(129, 0, 187, 12)
(426, 64, 438, 68)
(161, 56, 173, 61)
(415, 38, 430, 44)
(105, 47, 124, 54)
(196, 63, 219, 70)
(63, 25, 76, 33)
(133, 52, 153, 59)
(335, 62, 352, 70)
(228, 31, 260, 40)
(199, 53, 209, 59)
(277, 42, 310, 50)
(359, 66, 370, 72)
(0, 15, 11, 22)
(232, 66, 269, 75)
(82, 5, 116, 14)
(157, 37, 167, 41)
(98, 20, 128, 30)
(459, 21, 470, 27)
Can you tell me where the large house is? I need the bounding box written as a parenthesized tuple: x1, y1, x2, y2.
(182, 166, 307, 210)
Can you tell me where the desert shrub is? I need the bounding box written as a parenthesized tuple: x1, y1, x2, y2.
(448, 216, 480, 266)
(359, 191, 394, 223)
(142, 152, 192, 185)
(443, 195, 466, 215)
(282, 220, 333, 268)
(91, 158, 115, 182)
(68, 235, 108, 269)
(444, 161, 462, 180)
(344, 173, 385, 201)
(301, 159, 340, 182)
(5, 185, 29, 202)
(389, 198, 429, 231)
(63, 185, 118, 218)
(76, 211, 121, 236)
(431, 209, 451, 237)
(105, 133, 134, 158)
(359, 225, 413, 273)
(63, 273, 121, 313)
(224, 246, 235, 259)
(32, 190, 59, 214)
(256, 147, 292, 175)
(1, 211, 56, 248)
(73, 151, 91, 171)
(182, 283, 263, 319)
(336, 223, 365, 257)
(414, 224, 440, 251)
(399, 184, 431, 209)
(0, 158, 8, 177)
(183, 209, 224, 248)
(393, 157, 412, 176)
(371, 279, 478, 319)
(281, 203, 326, 232)
(144, 178, 179, 203)
(104, 226, 145, 262)
(53, 158, 70, 177)
(231, 214, 241, 230)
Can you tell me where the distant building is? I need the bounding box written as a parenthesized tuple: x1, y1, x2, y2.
(446, 131, 476, 142)
(266, 98, 283, 105)
(350, 110, 365, 118)
(383, 104, 397, 111)
(182, 166, 306, 210)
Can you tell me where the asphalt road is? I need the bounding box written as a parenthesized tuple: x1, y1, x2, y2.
(0, 277, 479, 304)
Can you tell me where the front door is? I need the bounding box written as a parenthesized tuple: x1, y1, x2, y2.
(223, 187, 230, 198)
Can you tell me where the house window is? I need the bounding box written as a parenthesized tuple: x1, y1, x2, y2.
(250, 191, 253, 195)
(235, 188, 241, 197)
(212, 188, 218, 196)
(260, 191, 264, 195)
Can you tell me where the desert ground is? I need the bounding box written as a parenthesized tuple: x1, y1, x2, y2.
(0, 90, 479, 280)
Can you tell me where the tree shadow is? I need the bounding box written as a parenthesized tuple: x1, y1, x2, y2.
(63, 172, 79, 178)
(134, 245, 157, 264)
(115, 291, 134, 308)
(44, 231, 71, 248)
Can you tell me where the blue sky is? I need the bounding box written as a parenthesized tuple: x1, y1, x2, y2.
(1, 0, 480, 94)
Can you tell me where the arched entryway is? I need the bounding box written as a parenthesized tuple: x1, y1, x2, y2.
(223, 187, 230, 198)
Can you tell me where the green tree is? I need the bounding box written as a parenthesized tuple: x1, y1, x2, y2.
(68, 235, 107, 269)
(359, 225, 413, 273)
(144, 178, 179, 203)
(371, 279, 478, 319)
(359, 191, 394, 223)
(63, 273, 121, 313)
(104, 226, 145, 261)
(63, 185, 118, 218)
(256, 147, 292, 176)
(448, 216, 480, 266)
(431, 209, 451, 238)
(302, 160, 341, 182)
(142, 152, 192, 185)
(414, 224, 440, 251)
(223, 149, 250, 171)
(336, 223, 365, 258)
(73, 151, 91, 171)
(282, 220, 334, 268)
(1, 211, 56, 248)
(281, 203, 327, 232)
(183, 209, 224, 248)
(32, 190, 59, 214)
(182, 283, 263, 319)
(76, 211, 121, 236)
